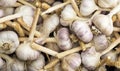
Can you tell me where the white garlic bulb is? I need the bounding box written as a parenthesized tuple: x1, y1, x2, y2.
(81, 47, 101, 70)
(80, 0, 98, 16)
(0, 0, 17, 7)
(93, 34, 108, 52)
(0, 57, 5, 69)
(27, 54, 45, 71)
(0, 31, 19, 54)
(61, 4, 77, 20)
(16, 42, 40, 61)
(62, 53, 81, 71)
(56, 28, 72, 50)
(92, 14, 113, 36)
(71, 20, 93, 43)
(42, 14, 59, 36)
(98, 0, 118, 8)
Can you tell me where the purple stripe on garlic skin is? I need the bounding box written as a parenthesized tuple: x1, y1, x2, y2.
(81, 47, 101, 70)
(16, 42, 40, 61)
(0, 31, 19, 54)
(62, 53, 81, 71)
(0, 0, 17, 7)
(71, 20, 93, 43)
(56, 28, 72, 50)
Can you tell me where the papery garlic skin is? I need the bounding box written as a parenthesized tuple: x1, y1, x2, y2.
(93, 35, 108, 52)
(81, 47, 101, 70)
(0, 58, 5, 69)
(42, 14, 59, 36)
(71, 20, 93, 43)
(16, 43, 40, 61)
(0, 31, 19, 54)
(56, 28, 72, 50)
(28, 54, 45, 71)
(92, 14, 113, 36)
(22, 16, 33, 26)
(0, 0, 17, 7)
(98, 0, 118, 8)
(62, 53, 81, 71)
(61, 4, 77, 20)
(80, 0, 98, 16)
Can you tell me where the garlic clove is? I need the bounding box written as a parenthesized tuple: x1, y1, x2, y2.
(98, 0, 118, 8)
(61, 4, 77, 20)
(62, 53, 81, 71)
(0, 0, 17, 7)
(92, 14, 113, 36)
(16, 42, 40, 61)
(56, 28, 72, 50)
(93, 34, 109, 52)
(0, 31, 19, 54)
(80, 0, 98, 16)
(71, 20, 93, 43)
(27, 54, 45, 71)
(81, 47, 101, 70)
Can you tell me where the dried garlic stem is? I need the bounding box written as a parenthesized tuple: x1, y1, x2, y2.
(0, 23, 7, 30)
(70, 0, 82, 17)
(0, 53, 13, 63)
(41, 0, 70, 15)
(18, 0, 36, 9)
(5, 21, 25, 36)
(17, 17, 42, 37)
(31, 42, 58, 56)
(113, 27, 120, 32)
(42, 3, 51, 10)
(79, 41, 86, 51)
(29, 0, 41, 41)
(101, 37, 120, 56)
(13, 2, 22, 7)
(114, 32, 120, 39)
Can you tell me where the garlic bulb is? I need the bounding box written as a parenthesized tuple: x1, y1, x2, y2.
(4, 7, 14, 16)
(0, 0, 17, 7)
(92, 14, 113, 36)
(98, 0, 118, 8)
(0, 31, 19, 54)
(56, 28, 72, 50)
(93, 34, 108, 52)
(0, 9, 4, 17)
(16, 42, 40, 61)
(80, 0, 98, 16)
(71, 20, 93, 43)
(0, 58, 5, 69)
(42, 14, 59, 36)
(62, 53, 81, 71)
(61, 4, 77, 20)
(27, 54, 45, 71)
(81, 47, 101, 70)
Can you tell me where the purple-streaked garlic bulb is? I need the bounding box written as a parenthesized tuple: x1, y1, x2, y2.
(62, 53, 81, 71)
(61, 4, 77, 21)
(93, 34, 108, 52)
(0, 31, 19, 54)
(0, 58, 5, 69)
(98, 0, 118, 8)
(4, 7, 14, 16)
(16, 42, 40, 61)
(54, 63, 63, 71)
(0, 0, 17, 7)
(71, 20, 93, 43)
(80, 0, 98, 16)
(0, 9, 4, 17)
(45, 42, 61, 52)
(27, 54, 45, 71)
(56, 28, 72, 50)
(42, 14, 59, 36)
(81, 47, 101, 70)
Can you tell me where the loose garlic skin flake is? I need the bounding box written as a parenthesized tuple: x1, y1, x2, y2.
(28, 54, 45, 71)
(16, 43, 40, 61)
(71, 20, 93, 43)
(61, 4, 77, 20)
(80, 0, 98, 16)
(81, 47, 101, 70)
(92, 14, 113, 36)
(0, 31, 19, 54)
(98, 0, 118, 8)
(56, 28, 72, 50)
(62, 53, 81, 71)
(0, 0, 17, 7)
